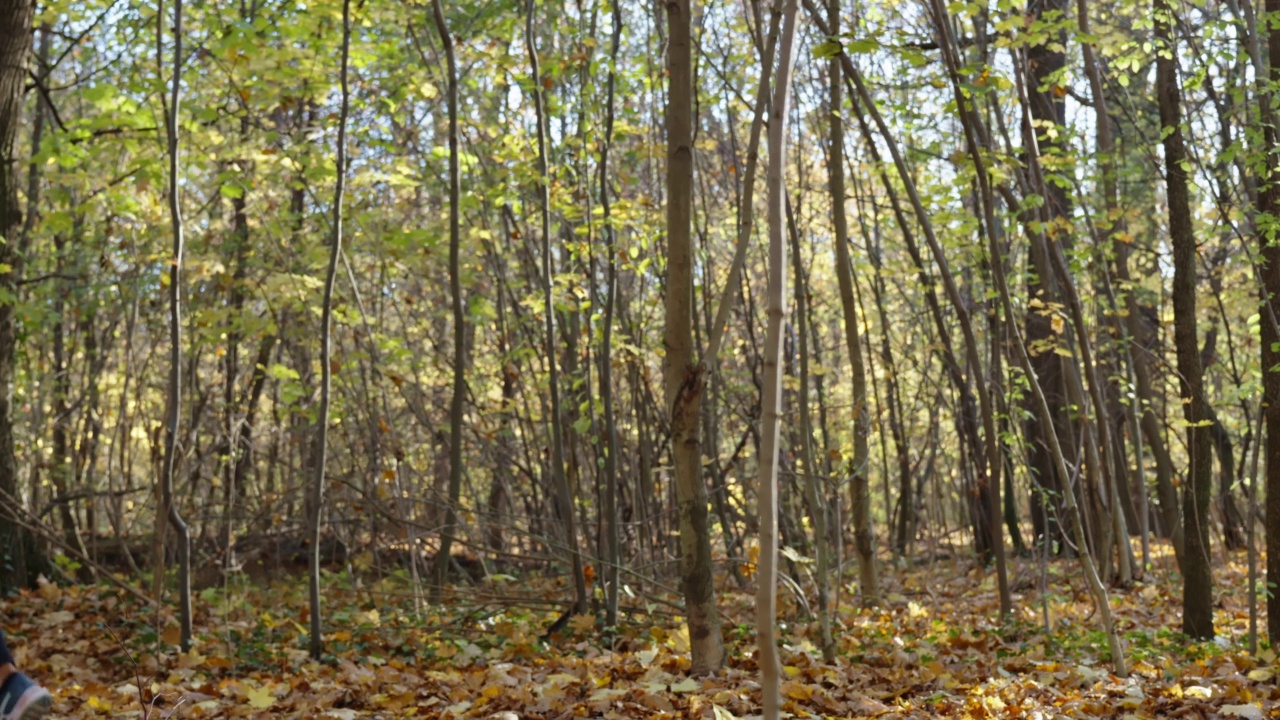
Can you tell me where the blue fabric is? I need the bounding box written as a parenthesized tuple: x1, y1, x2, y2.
(0, 672, 49, 720)
(0, 672, 34, 713)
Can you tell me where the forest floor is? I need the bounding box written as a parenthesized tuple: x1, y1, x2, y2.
(10, 541, 1276, 719)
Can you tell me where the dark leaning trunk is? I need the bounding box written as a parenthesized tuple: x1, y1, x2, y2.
(0, 0, 40, 591)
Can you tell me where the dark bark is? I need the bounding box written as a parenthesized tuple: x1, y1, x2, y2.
(1023, 0, 1074, 556)
(430, 0, 467, 598)
(1155, 0, 1214, 639)
(0, 0, 37, 592)
(159, 0, 192, 650)
(1262, 0, 1280, 645)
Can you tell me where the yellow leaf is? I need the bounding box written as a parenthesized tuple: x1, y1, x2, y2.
(178, 648, 206, 669)
(670, 677, 700, 693)
(781, 681, 812, 701)
(245, 684, 275, 709)
(570, 613, 596, 634)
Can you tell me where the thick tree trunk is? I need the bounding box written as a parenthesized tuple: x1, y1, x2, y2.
(664, 0, 724, 674)
(0, 0, 37, 592)
(1260, 0, 1280, 647)
(1023, 0, 1074, 557)
(1154, 0, 1214, 640)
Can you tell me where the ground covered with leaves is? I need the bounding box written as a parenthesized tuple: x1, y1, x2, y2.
(9, 545, 1279, 719)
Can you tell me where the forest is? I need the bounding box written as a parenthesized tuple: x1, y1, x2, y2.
(0, 0, 1277, 715)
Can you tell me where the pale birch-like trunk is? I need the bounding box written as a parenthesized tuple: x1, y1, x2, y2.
(758, 0, 800, 714)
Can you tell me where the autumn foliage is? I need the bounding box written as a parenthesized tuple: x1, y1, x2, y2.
(8, 545, 1275, 718)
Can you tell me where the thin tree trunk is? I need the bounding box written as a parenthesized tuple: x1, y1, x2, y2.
(758, 0, 799, 713)
(1076, 0, 1160, 570)
(50, 232, 89, 580)
(598, 0, 623, 628)
(704, 0, 781, 366)
(527, 0, 588, 616)
(847, 188, 912, 555)
(807, 0, 1006, 615)
(825, 0, 878, 605)
(1010, 59, 1135, 582)
(787, 200, 833, 661)
(159, 0, 192, 650)
(308, 0, 351, 659)
(430, 0, 467, 599)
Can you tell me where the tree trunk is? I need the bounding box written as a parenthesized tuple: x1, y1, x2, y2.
(825, 0, 879, 605)
(159, 0, 192, 650)
(788, 199, 834, 661)
(1261, 0, 1280, 649)
(1022, 0, 1074, 553)
(664, 0, 724, 674)
(1155, 0, 1214, 640)
(757, 0, 799, 713)
(598, 0, 623, 628)
(430, 0, 467, 600)
(527, 0, 588, 616)
(0, 0, 37, 592)
(308, 0, 351, 659)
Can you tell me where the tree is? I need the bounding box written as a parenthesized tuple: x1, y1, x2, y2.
(0, 0, 37, 592)
(1257, 0, 1280, 648)
(308, 0, 352, 659)
(527, 0, 587, 617)
(664, 0, 724, 674)
(159, 0, 193, 650)
(598, 0, 623, 628)
(757, 0, 800, 714)
(825, 0, 879, 606)
(429, 0, 465, 599)
(1154, 0, 1215, 640)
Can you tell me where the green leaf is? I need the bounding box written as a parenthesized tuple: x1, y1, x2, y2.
(847, 38, 879, 54)
(811, 39, 843, 59)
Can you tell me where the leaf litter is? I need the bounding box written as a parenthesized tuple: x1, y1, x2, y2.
(8, 543, 1278, 719)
